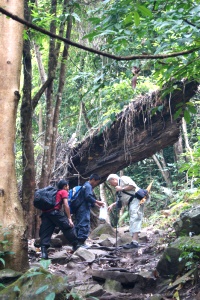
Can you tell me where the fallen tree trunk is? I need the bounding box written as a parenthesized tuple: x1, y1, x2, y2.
(55, 81, 198, 185)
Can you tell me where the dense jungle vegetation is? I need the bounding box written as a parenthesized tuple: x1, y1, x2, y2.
(0, 0, 200, 273)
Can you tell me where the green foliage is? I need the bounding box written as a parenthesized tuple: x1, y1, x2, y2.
(179, 243, 200, 270)
(119, 210, 129, 226)
(66, 292, 84, 300)
(0, 225, 15, 268)
(174, 101, 197, 124)
(36, 285, 49, 295)
(45, 293, 56, 300)
(179, 140, 200, 185)
(84, 0, 200, 90)
(40, 259, 52, 269)
(16, 0, 200, 217)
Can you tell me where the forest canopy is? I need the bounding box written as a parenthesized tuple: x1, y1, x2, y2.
(0, 0, 199, 272)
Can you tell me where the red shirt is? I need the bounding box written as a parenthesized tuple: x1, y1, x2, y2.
(54, 189, 68, 210)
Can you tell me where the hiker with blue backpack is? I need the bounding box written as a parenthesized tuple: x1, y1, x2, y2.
(70, 174, 104, 249)
(38, 179, 80, 259)
(107, 174, 150, 249)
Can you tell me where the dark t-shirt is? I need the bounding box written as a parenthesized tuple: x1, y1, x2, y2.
(54, 189, 68, 210)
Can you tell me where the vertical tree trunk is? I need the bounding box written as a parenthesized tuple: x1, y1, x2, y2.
(39, 0, 57, 188)
(21, 0, 36, 239)
(34, 41, 46, 143)
(99, 183, 110, 224)
(0, 0, 29, 271)
(182, 117, 194, 187)
(50, 13, 73, 174)
(152, 151, 172, 187)
(174, 134, 183, 163)
(182, 118, 193, 162)
(39, 0, 72, 187)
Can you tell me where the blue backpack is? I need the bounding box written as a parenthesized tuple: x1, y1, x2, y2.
(68, 185, 85, 213)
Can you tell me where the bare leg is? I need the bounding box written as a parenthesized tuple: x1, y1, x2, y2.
(132, 232, 139, 242)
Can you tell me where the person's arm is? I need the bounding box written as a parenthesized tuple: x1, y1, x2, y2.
(63, 198, 74, 227)
(140, 194, 151, 205)
(95, 200, 104, 208)
(115, 184, 135, 192)
(108, 202, 116, 212)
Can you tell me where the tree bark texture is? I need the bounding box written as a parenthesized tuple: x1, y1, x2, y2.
(152, 152, 172, 187)
(56, 81, 198, 186)
(39, 0, 57, 188)
(39, 0, 70, 188)
(21, 0, 37, 239)
(50, 12, 73, 177)
(0, 0, 29, 271)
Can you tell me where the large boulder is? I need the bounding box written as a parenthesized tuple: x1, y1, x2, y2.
(0, 267, 68, 300)
(156, 247, 186, 278)
(89, 223, 116, 239)
(173, 206, 200, 236)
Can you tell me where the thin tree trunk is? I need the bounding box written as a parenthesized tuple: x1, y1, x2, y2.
(33, 41, 47, 142)
(182, 117, 194, 187)
(34, 42, 47, 86)
(21, 0, 36, 239)
(100, 183, 110, 224)
(39, 0, 57, 188)
(152, 152, 172, 187)
(50, 12, 73, 175)
(39, 0, 70, 187)
(0, 0, 29, 271)
(81, 101, 92, 130)
(182, 117, 193, 162)
(173, 133, 183, 163)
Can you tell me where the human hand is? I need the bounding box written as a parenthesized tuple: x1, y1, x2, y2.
(95, 200, 104, 208)
(115, 185, 123, 192)
(68, 218, 74, 227)
(139, 198, 146, 205)
(108, 202, 116, 212)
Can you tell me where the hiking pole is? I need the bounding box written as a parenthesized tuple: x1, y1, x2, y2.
(115, 191, 122, 248)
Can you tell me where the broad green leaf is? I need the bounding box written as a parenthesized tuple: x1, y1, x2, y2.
(40, 259, 51, 269)
(71, 12, 81, 22)
(176, 102, 183, 108)
(137, 5, 153, 17)
(134, 11, 140, 26)
(184, 110, 191, 124)
(158, 105, 164, 112)
(0, 258, 5, 267)
(83, 31, 100, 41)
(26, 272, 43, 278)
(36, 285, 49, 295)
(123, 13, 133, 25)
(88, 17, 101, 25)
(14, 286, 20, 292)
(45, 292, 55, 300)
(166, 254, 171, 262)
(173, 108, 182, 120)
(187, 105, 197, 114)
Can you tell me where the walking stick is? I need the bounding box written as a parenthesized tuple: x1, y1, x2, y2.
(115, 191, 122, 248)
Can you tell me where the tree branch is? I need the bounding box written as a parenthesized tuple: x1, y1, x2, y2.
(183, 19, 200, 29)
(32, 77, 54, 109)
(0, 6, 199, 61)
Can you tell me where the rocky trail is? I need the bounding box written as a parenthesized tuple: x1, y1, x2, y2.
(1, 207, 200, 299)
(28, 222, 200, 300)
